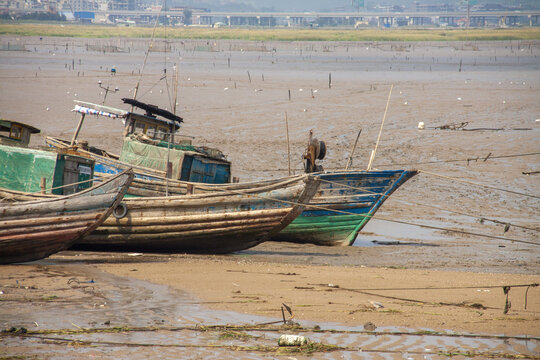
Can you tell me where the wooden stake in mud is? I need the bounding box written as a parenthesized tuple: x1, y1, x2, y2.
(285, 112, 292, 176)
(345, 129, 362, 170)
(367, 84, 394, 171)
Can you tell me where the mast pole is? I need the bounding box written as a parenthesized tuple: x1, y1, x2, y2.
(70, 113, 86, 146)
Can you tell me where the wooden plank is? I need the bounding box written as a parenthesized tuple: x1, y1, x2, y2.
(97, 216, 284, 234)
(103, 208, 289, 226)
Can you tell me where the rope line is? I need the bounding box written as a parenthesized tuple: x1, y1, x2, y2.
(314, 283, 539, 292)
(317, 178, 539, 233)
(6, 324, 538, 341)
(204, 181, 540, 246)
(12, 173, 538, 246)
(245, 152, 540, 172)
(131, 0, 164, 103)
(12, 334, 528, 359)
(374, 217, 539, 246)
(374, 151, 540, 168)
(419, 170, 539, 199)
(137, 76, 168, 100)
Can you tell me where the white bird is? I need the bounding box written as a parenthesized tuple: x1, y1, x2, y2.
(369, 301, 384, 309)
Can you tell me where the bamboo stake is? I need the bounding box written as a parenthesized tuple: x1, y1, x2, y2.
(367, 85, 393, 171)
(285, 112, 291, 176)
(70, 113, 85, 146)
(345, 129, 362, 170)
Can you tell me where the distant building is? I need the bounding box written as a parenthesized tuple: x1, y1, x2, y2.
(414, 2, 456, 13)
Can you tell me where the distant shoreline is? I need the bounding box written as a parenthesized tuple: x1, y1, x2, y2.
(1, 23, 540, 41)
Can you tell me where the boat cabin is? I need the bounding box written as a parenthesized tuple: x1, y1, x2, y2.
(123, 112, 176, 142)
(0, 145, 95, 195)
(120, 98, 231, 184)
(69, 99, 232, 184)
(0, 119, 40, 148)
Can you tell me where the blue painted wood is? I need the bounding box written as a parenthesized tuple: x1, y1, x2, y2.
(272, 169, 417, 246)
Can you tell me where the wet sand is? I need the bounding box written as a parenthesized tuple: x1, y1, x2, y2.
(0, 252, 538, 359)
(0, 36, 539, 357)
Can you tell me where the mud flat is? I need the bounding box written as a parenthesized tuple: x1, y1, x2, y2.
(0, 252, 538, 359)
(0, 36, 539, 358)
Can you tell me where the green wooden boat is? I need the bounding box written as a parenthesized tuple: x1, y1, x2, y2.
(272, 170, 417, 246)
(0, 119, 95, 195)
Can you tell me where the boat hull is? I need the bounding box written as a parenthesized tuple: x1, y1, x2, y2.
(0, 170, 133, 264)
(272, 170, 417, 246)
(76, 175, 319, 254)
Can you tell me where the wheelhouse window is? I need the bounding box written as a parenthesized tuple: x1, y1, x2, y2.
(146, 125, 156, 138)
(134, 121, 145, 134)
(155, 127, 168, 141)
(10, 124, 22, 140)
(0, 127, 10, 139)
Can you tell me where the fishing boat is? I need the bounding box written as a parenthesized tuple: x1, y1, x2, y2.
(271, 169, 417, 246)
(76, 175, 320, 254)
(0, 119, 40, 148)
(1, 119, 96, 195)
(46, 99, 232, 197)
(0, 170, 133, 264)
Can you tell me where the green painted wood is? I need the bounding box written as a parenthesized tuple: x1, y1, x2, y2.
(275, 213, 370, 246)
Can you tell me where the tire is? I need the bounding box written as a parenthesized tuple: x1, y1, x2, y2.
(317, 140, 326, 160)
(113, 202, 128, 219)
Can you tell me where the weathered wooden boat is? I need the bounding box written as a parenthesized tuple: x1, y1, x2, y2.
(76, 175, 320, 254)
(271, 170, 418, 246)
(46, 99, 232, 197)
(0, 170, 133, 264)
(0, 119, 96, 195)
(0, 119, 40, 148)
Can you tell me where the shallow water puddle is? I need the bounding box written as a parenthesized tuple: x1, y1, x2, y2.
(1, 264, 537, 359)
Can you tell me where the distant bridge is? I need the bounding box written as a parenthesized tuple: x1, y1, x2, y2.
(97, 10, 540, 27)
(7, 8, 540, 27)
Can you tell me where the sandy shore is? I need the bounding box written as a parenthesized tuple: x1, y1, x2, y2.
(98, 250, 540, 336)
(0, 250, 538, 359)
(0, 36, 539, 357)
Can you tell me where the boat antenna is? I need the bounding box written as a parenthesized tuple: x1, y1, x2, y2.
(131, 0, 166, 109)
(165, 64, 180, 197)
(172, 63, 179, 117)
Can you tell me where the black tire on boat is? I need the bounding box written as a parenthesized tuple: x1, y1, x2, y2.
(317, 140, 326, 160)
(113, 203, 128, 219)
